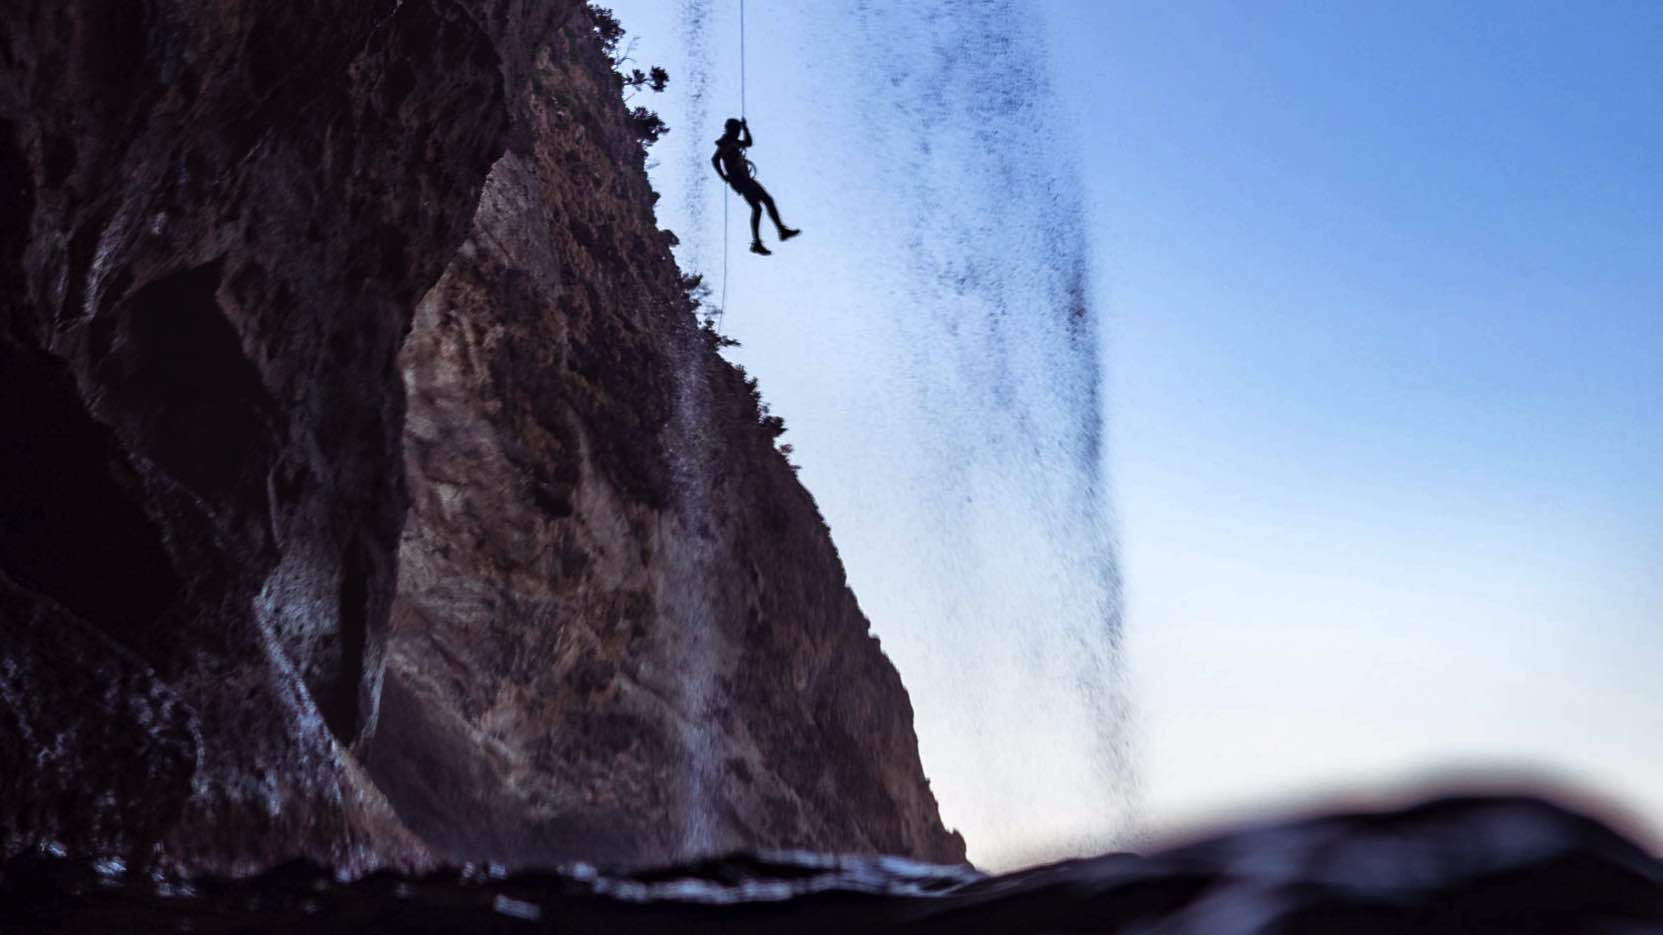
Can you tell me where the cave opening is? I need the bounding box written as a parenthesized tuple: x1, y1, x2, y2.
(98, 260, 279, 500)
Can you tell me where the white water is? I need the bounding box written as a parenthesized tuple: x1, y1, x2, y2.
(611, 0, 1136, 869)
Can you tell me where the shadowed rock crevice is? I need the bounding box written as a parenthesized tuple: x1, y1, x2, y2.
(325, 538, 372, 744)
(0, 120, 31, 340)
(0, 344, 182, 640)
(92, 260, 281, 505)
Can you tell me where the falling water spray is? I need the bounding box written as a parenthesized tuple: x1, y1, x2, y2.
(611, 0, 1136, 868)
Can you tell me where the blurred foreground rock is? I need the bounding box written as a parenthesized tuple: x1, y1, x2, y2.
(3, 795, 1658, 934)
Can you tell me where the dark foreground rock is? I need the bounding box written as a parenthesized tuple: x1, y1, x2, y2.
(3, 796, 1659, 934)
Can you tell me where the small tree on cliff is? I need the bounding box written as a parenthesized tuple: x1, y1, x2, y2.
(590, 5, 671, 146)
(590, 6, 626, 57)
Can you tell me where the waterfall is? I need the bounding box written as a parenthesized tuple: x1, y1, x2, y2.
(675, 0, 715, 296)
(662, 313, 722, 858)
(610, 0, 1136, 869)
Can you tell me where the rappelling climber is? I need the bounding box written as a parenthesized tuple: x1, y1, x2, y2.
(712, 117, 800, 255)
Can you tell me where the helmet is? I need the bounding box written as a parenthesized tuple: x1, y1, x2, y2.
(724, 118, 743, 134)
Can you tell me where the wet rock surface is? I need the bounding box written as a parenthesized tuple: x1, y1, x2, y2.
(2, 0, 507, 872)
(3, 796, 1658, 934)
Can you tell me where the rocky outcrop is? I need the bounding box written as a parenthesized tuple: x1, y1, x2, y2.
(365, 3, 965, 868)
(1, 0, 507, 872)
(1, 0, 960, 872)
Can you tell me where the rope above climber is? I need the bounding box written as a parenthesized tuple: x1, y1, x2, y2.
(712, 118, 800, 256)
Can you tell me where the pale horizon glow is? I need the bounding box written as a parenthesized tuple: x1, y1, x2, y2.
(606, 0, 1663, 868)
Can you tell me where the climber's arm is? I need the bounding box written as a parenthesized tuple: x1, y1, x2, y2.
(739, 121, 753, 147)
(711, 150, 726, 181)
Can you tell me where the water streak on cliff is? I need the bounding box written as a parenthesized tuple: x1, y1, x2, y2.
(662, 312, 723, 856)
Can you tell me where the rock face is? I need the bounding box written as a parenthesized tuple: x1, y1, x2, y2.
(1, 0, 508, 872)
(364, 4, 965, 868)
(1, 0, 961, 872)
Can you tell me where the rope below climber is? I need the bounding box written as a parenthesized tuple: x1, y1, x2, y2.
(711, 118, 800, 256)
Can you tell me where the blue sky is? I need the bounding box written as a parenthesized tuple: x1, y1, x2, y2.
(607, 0, 1662, 866)
(1046, 0, 1662, 843)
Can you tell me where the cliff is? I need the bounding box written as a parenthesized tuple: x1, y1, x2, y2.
(0, 0, 962, 872)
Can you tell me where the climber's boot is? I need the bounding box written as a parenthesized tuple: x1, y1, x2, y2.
(750, 240, 772, 256)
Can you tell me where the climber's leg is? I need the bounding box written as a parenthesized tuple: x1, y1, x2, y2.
(738, 191, 768, 254)
(758, 189, 800, 240)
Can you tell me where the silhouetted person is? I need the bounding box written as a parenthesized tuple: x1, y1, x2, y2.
(712, 117, 800, 255)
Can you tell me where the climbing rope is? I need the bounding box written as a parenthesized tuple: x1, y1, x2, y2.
(717, 0, 746, 329)
(740, 0, 747, 120)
